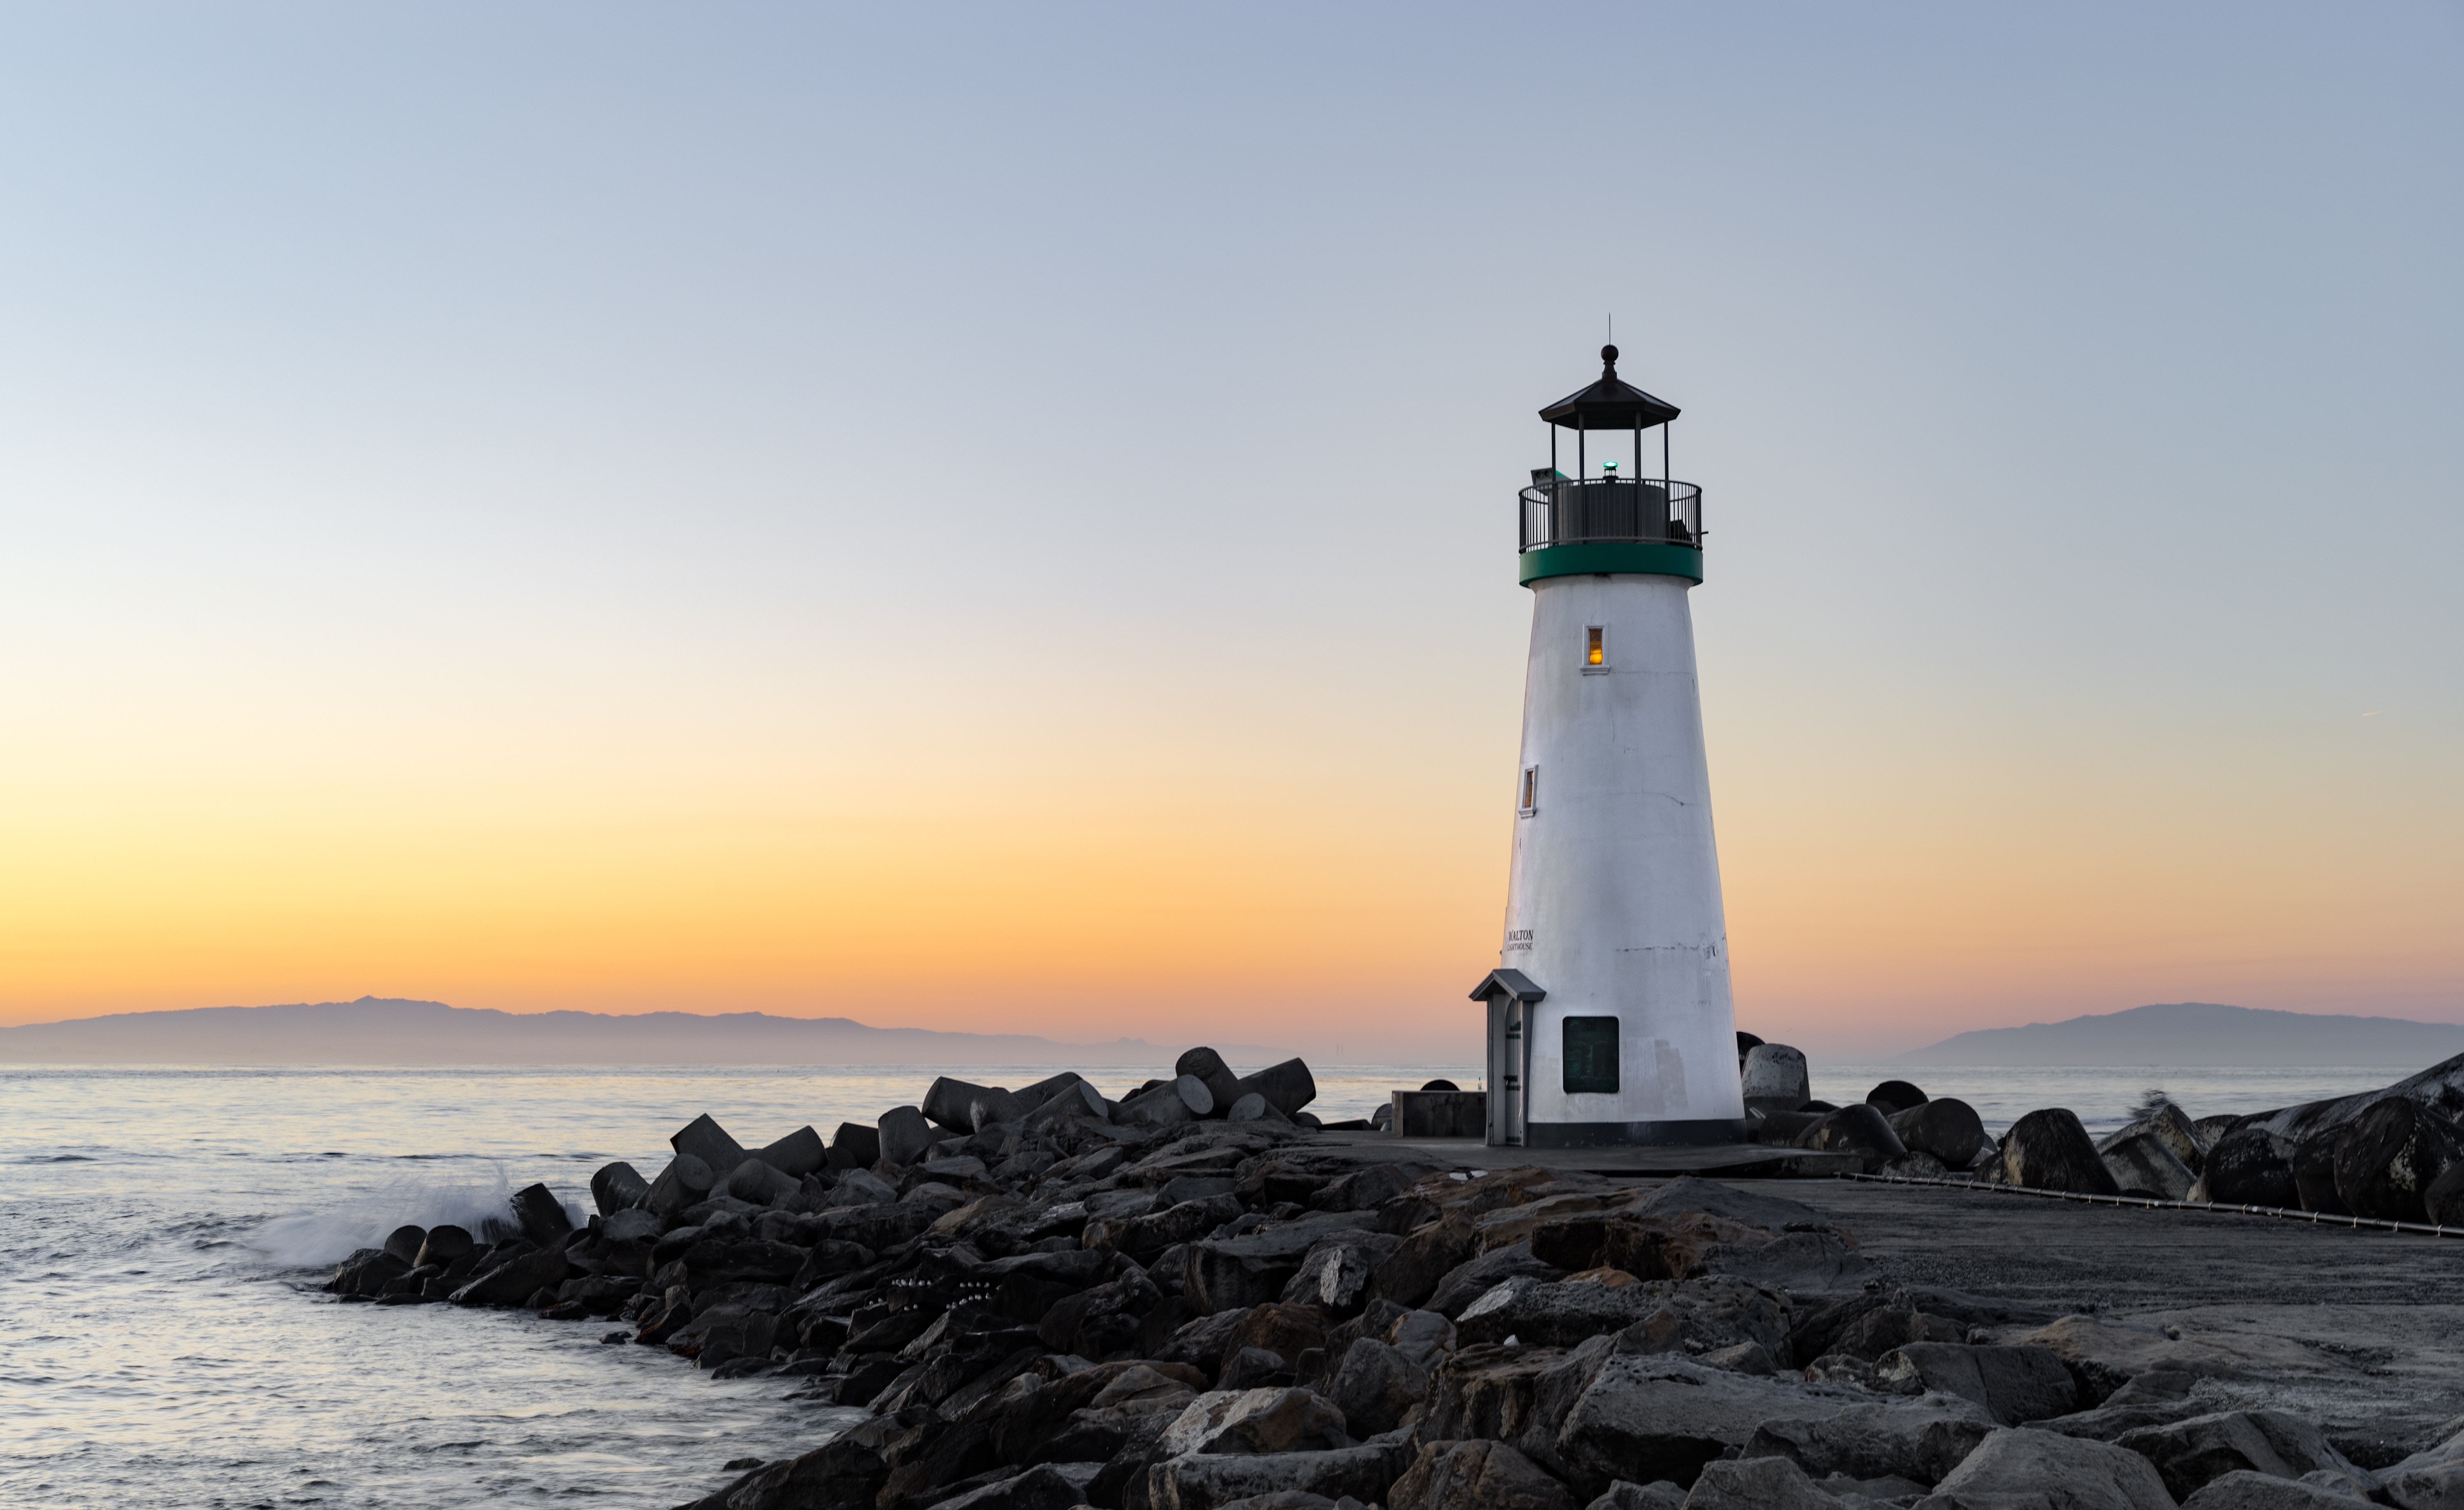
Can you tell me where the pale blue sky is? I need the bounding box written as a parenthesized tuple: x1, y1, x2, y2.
(2, 5, 2457, 1053)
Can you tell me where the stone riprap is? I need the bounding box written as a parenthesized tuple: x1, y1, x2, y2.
(319, 1046, 2464, 1510)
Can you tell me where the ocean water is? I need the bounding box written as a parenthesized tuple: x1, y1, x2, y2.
(0, 1063, 1463, 1508)
(0, 1059, 2404, 1506)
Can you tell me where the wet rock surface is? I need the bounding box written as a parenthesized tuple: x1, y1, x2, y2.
(318, 1055, 2464, 1510)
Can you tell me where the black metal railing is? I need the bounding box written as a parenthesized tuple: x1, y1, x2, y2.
(1518, 475, 1702, 552)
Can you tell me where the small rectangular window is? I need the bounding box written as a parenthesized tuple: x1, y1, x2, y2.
(1518, 766, 1538, 815)
(1563, 1016, 1620, 1095)
(1581, 625, 1607, 674)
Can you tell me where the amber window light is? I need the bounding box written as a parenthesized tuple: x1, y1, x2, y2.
(1586, 627, 1604, 666)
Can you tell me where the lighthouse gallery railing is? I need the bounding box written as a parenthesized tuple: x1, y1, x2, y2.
(1518, 477, 1702, 552)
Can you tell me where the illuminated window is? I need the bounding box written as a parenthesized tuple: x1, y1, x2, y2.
(1583, 625, 1606, 671)
(1518, 766, 1538, 815)
(1563, 1016, 1620, 1095)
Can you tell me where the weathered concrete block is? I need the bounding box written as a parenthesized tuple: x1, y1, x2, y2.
(669, 1112, 747, 1174)
(878, 1105, 934, 1167)
(1179, 1048, 1245, 1119)
(754, 1126, 827, 1180)
(1740, 1045, 1810, 1113)
(1232, 1058, 1318, 1118)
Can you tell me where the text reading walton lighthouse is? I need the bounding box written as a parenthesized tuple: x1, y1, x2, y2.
(1472, 346, 1747, 1150)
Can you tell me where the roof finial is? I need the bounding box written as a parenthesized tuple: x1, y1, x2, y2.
(1600, 342, 1619, 375)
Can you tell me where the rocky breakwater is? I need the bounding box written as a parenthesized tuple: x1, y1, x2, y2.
(1904, 1048, 2464, 1223)
(1729, 1035, 2464, 1224)
(1733, 1039, 1994, 1182)
(319, 1040, 2460, 1510)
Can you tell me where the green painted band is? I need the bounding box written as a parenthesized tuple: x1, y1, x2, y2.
(1518, 542, 1704, 585)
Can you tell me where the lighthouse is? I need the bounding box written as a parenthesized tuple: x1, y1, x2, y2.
(1469, 346, 1747, 1149)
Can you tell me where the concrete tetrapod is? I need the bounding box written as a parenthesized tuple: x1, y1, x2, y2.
(2198, 1124, 2298, 1208)
(1232, 1059, 1319, 1119)
(591, 1160, 651, 1215)
(1740, 1045, 1811, 1114)
(2333, 1097, 2464, 1223)
(2001, 1109, 2122, 1196)
(1865, 1080, 1929, 1116)
(1178, 1048, 1246, 1120)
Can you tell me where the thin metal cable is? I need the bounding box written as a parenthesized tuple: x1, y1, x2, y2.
(1834, 1169, 2462, 1239)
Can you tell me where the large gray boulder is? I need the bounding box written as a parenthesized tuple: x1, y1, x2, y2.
(876, 1105, 934, 1167)
(1280, 1237, 1402, 1317)
(1184, 1212, 1383, 1313)
(969, 1087, 1033, 1131)
(1157, 1388, 1353, 1456)
(449, 1244, 567, 1307)
(1586, 1483, 1686, 1510)
(1914, 1427, 2174, 1510)
(1792, 1104, 1906, 1171)
(2002, 1109, 2122, 1196)
(1739, 1045, 1810, 1114)
(1890, 1099, 1990, 1168)
(1550, 1353, 1865, 1498)
(1228, 1093, 1288, 1126)
(382, 1224, 426, 1263)
(1867, 1080, 1930, 1115)
(669, 1113, 747, 1174)
(412, 1224, 474, 1270)
(2333, 1097, 2464, 1223)
(1874, 1344, 2078, 1426)
(832, 1166, 899, 1206)
(2102, 1133, 2197, 1201)
(2098, 1103, 2209, 1174)
(1150, 1442, 1409, 1510)
(508, 1182, 573, 1245)
(328, 1248, 410, 1297)
(1179, 1048, 1246, 1119)
(933, 1464, 1103, 1510)
(1370, 1214, 1476, 1310)
(1680, 1456, 1834, 1509)
(1744, 1396, 1998, 1486)
(1093, 1194, 1241, 1267)
(2180, 1471, 2374, 1508)
(921, 1075, 1003, 1132)
(1122, 1076, 1215, 1128)
(1327, 1338, 1429, 1437)
(2115, 1412, 2371, 1502)
(646, 1152, 716, 1216)
(754, 1126, 827, 1179)
(1459, 1274, 1790, 1362)
(1388, 1439, 1577, 1510)
(725, 1158, 799, 1206)
(2427, 1161, 2464, 1228)
(2381, 1423, 2464, 1508)
(602, 1207, 660, 1244)
(827, 1121, 881, 1168)
(2291, 1134, 2349, 1215)
(2199, 1125, 2298, 1208)
(1456, 1276, 1661, 1348)
(1426, 1241, 1568, 1318)
(590, 1161, 650, 1215)
(1029, 1079, 1114, 1127)
(1233, 1058, 1319, 1118)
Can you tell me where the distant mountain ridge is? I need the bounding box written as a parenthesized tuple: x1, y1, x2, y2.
(0, 997, 1287, 1068)
(1899, 1002, 2464, 1068)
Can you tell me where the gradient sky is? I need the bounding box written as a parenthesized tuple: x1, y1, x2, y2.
(2, 5, 2457, 1060)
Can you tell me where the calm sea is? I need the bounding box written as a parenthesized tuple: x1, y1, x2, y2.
(0, 1060, 2403, 1506)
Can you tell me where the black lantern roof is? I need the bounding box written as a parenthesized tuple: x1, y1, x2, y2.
(1538, 345, 1680, 432)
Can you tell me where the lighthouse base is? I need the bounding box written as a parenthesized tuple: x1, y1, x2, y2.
(1520, 1117, 1750, 1150)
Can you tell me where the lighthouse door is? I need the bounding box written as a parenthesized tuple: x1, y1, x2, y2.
(1496, 1001, 1524, 1147)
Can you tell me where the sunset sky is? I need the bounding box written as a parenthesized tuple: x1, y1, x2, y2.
(2, 5, 2457, 1060)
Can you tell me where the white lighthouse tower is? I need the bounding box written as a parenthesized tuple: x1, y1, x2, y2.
(1471, 346, 1747, 1149)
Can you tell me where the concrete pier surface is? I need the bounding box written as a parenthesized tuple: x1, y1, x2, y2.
(1314, 1134, 2464, 1462)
